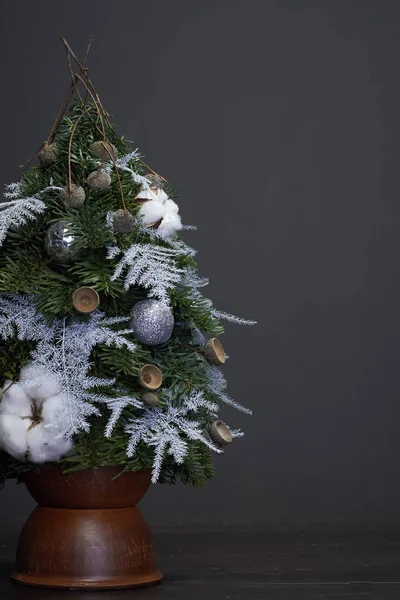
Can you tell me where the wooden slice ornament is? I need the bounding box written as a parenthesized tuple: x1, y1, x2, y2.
(141, 392, 159, 407)
(203, 338, 226, 365)
(210, 420, 232, 446)
(138, 364, 162, 391)
(72, 287, 100, 313)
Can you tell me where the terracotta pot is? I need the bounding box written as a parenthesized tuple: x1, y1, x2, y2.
(11, 466, 163, 590)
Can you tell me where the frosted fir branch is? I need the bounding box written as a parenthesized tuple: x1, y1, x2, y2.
(103, 151, 151, 189)
(180, 268, 209, 289)
(0, 197, 46, 246)
(1, 295, 137, 438)
(181, 224, 197, 231)
(142, 227, 197, 257)
(125, 388, 222, 483)
(3, 182, 22, 199)
(102, 395, 143, 437)
(212, 309, 257, 326)
(205, 364, 252, 415)
(109, 243, 184, 303)
(230, 428, 245, 439)
(0, 294, 49, 342)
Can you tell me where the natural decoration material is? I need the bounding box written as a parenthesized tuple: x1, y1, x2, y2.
(203, 337, 226, 365)
(38, 143, 59, 168)
(72, 287, 100, 314)
(141, 392, 159, 407)
(60, 184, 86, 208)
(138, 365, 163, 391)
(91, 140, 117, 162)
(86, 170, 112, 191)
(0, 38, 255, 489)
(209, 420, 232, 446)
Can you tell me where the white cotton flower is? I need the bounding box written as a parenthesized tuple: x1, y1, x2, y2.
(135, 188, 157, 201)
(40, 394, 63, 422)
(1, 381, 32, 416)
(0, 375, 72, 463)
(19, 363, 61, 402)
(138, 199, 165, 225)
(0, 414, 30, 461)
(26, 424, 73, 464)
(157, 212, 182, 238)
(163, 198, 180, 214)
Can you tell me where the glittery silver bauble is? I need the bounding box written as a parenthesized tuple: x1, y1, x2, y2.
(91, 141, 118, 162)
(131, 299, 174, 346)
(38, 142, 59, 167)
(86, 170, 112, 191)
(45, 221, 79, 263)
(60, 184, 86, 208)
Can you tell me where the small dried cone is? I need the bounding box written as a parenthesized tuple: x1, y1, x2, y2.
(60, 184, 86, 208)
(38, 142, 59, 167)
(203, 338, 226, 365)
(91, 141, 118, 162)
(72, 287, 100, 314)
(112, 209, 134, 234)
(138, 364, 163, 391)
(86, 170, 112, 191)
(141, 392, 159, 407)
(210, 420, 232, 446)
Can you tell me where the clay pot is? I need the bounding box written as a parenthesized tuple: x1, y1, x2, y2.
(12, 466, 162, 590)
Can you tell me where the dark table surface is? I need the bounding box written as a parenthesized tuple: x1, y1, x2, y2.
(1, 521, 400, 599)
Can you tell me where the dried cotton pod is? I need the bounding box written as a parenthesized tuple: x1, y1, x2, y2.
(210, 420, 232, 446)
(72, 287, 100, 313)
(60, 184, 86, 208)
(86, 170, 112, 191)
(141, 392, 159, 407)
(91, 141, 118, 162)
(146, 173, 165, 189)
(138, 364, 162, 391)
(203, 338, 226, 365)
(38, 142, 59, 167)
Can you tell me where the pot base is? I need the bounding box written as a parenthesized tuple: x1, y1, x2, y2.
(12, 505, 163, 590)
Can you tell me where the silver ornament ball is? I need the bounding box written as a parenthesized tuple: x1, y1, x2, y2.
(45, 221, 79, 263)
(131, 299, 174, 346)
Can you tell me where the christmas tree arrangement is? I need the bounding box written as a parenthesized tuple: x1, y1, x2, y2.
(0, 39, 255, 589)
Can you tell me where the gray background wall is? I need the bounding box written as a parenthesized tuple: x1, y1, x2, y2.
(0, 0, 400, 526)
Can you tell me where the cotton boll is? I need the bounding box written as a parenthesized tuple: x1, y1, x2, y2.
(138, 200, 165, 225)
(157, 212, 182, 238)
(156, 189, 169, 204)
(20, 363, 60, 402)
(26, 424, 73, 464)
(136, 188, 157, 201)
(163, 198, 180, 214)
(41, 394, 63, 424)
(0, 381, 32, 416)
(0, 414, 29, 461)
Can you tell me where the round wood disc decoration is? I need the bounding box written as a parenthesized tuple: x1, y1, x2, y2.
(138, 364, 163, 391)
(210, 420, 232, 446)
(203, 338, 226, 365)
(72, 287, 100, 313)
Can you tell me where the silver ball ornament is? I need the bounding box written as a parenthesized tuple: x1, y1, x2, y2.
(131, 299, 174, 346)
(45, 221, 79, 263)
